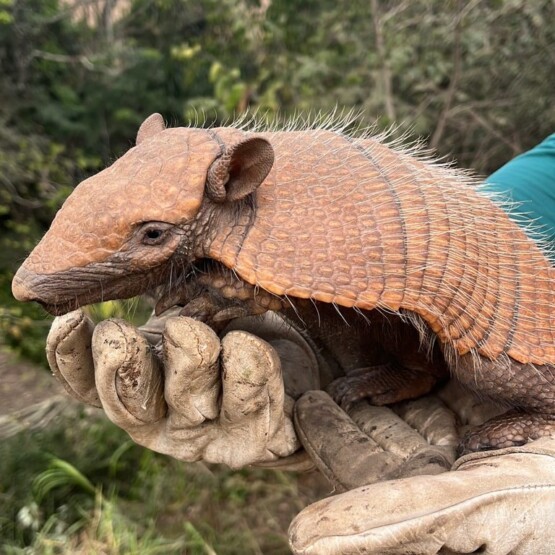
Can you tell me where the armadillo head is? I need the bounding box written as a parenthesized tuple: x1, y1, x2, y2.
(12, 114, 274, 315)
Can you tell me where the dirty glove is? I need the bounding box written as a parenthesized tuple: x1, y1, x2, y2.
(289, 436, 555, 554)
(289, 386, 555, 555)
(46, 309, 320, 469)
(294, 390, 459, 491)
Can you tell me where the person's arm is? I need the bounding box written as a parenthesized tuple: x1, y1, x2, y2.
(485, 133, 555, 255)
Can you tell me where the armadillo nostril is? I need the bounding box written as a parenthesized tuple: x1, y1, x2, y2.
(11, 266, 38, 302)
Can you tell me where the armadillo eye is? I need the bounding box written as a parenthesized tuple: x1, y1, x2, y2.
(140, 223, 171, 245)
(146, 229, 163, 240)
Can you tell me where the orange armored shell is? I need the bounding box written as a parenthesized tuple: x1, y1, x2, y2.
(207, 128, 555, 366)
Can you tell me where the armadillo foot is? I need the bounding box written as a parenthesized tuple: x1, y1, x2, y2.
(327, 363, 440, 413)
(458, 410, 555, 455)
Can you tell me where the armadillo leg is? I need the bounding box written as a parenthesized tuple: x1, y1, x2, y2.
(327, 362, 442, 413)
(452, 351, 555, 453)
(156, 280, 262, 330)
(197, 272, 283, 311)
(156, 263, 283, 328)
(459, 410, 555, 455)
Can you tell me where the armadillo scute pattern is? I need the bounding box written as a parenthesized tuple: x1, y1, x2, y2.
(208, 129, 555, 365)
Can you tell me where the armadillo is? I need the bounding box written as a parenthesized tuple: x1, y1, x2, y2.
(12, 113, 555, 453)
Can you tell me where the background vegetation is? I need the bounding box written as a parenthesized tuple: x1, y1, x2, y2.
(1, 0, 554, 552)
(2, 0, 555, 360)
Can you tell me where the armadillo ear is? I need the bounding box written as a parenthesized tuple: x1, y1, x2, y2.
(206, 137, 274, 203)
(136, 113, 166, 145)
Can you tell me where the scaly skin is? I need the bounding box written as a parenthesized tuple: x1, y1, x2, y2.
(11, 113, 555, 452)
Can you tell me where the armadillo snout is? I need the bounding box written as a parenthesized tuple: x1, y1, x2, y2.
(11, 265, 38, 303)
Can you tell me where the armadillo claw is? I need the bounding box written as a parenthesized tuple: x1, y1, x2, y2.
(178, 294, 220, 322)
(155, 286, 192, 316)
(177, 295, 270, 337)
(326, 375, 375, 413)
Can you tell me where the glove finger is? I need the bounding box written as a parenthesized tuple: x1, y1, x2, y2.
(294, 391, 403, 491)
(350, 401, 455, 472)
(93, 319, 166, 427)
(391, 396, 458, 469)
(439, 380, 505, 427)
(46, 309, 100, 407)
(289, 444, 555, 555)
(163, 316, 221, 426)
(351, 402, 432, 457)
(205, 330, 298, 468)
(393, 395, 459, 448)
(224, 312, 322, 398)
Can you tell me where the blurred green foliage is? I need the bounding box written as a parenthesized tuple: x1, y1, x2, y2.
(1, 0, 555, 364)
(0, 410, 302, 553)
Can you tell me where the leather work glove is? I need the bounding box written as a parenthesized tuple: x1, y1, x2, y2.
(47, 306, 463, 479)
(47, 309, 555, 554)
(289, 384, 555, 555)
(46, 309, 321, 469)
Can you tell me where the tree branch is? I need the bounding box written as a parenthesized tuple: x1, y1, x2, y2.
(371, 0, 396, 122)
(430, 2, 463, 149)
(30, 50, 95, 70)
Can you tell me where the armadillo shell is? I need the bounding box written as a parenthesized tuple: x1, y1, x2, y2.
(209, 129, 555, 365)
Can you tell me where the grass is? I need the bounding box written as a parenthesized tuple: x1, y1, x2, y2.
(0, 408, 317, 554)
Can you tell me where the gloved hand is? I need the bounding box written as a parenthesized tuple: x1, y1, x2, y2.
(46, 308, 555, 555)
(46, 309, 320, 469)
(289, 385, 555, 555)
(293, 390, 459, 492)
(46, 305, 461, 480)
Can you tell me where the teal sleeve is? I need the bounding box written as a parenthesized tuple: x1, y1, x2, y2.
(485, 133, 555, 256)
